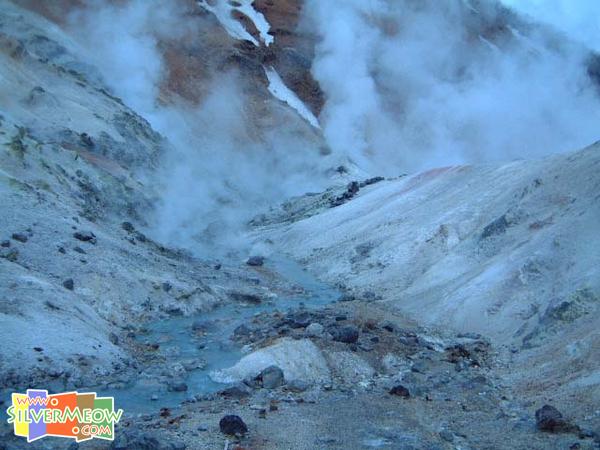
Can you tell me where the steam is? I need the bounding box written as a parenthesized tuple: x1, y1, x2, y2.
(65, 0, 600, 253)
(500, 0, 600, 52)
(67, 0, 327, 253)
(304, 0, 600, 174)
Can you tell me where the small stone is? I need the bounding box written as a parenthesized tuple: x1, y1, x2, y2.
(162, 282, 172, 292)
(219, 384, 251, 399)
(1, 240, 10, 248)
(168, 382, 188, 392)
(333, 325, 360, 344)
(73, 231, 96, 244)
(389, 385, 410, 398)
(246, 256, 265, 267)
(11, 233, 28, 243)
(58, 246, 66, 254)
(306, 323, 324, 337)
(286, 379, 310, 393)
(439, 430, 454, 442)
(33, 347, 43, 352)
(259, 365, 284, 389)
(219, 415, 248, 435)
(535, 405, 577, 433)
(258, 409, 267, 419)
(150, 394, 158, 401)
(108, 332, 119, 345)
(121, 222, 135, 233)
(62, 279, 74, 291)
(73, 246, 86, 254)
(214, 263, 222, 270)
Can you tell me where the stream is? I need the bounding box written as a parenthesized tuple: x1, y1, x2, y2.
(92, 257, 340, 415)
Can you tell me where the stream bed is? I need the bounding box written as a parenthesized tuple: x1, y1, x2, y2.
(92, 257, 340, 415)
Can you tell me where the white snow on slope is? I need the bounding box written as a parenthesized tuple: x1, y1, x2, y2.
(265, 66, 320, 128)
(198, 0, 273, 47)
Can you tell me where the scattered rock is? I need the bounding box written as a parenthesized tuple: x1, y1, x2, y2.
(167, 382, 188, 392)
(108, 332, 119, 345)
(73, 230, 97, 244)
(219, 415, 248, 435)
(259, 365, 285, 389)
(11, 233, 28, 243)
(1, 240, 10, 247)
(332, 325, 360, 344)
(285, 311, 312, 328)
(246, 256, 265, 266)
(230, 292, 262, 304)
(535, 405, 578, 433)
(286, 379, 310, 393)
(389, 385, 410, 398)
(219, 383, 251, 399)
(62, 279, 74, 291)
(330, 181, 360, 207)
(121, 221, 135, 233)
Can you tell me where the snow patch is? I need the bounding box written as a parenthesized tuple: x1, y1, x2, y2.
(265, 66, 320, 128)
(198, 0, 273, 47)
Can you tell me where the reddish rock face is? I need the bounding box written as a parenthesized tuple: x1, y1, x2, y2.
(13, 0, 323, 118)
(253, 0, 324, 116)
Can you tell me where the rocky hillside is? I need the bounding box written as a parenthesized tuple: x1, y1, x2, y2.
(1, 0, 599, 449)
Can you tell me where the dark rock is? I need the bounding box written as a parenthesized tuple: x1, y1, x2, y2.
(285, 311, 311, 328)
(330, 181, 360, 207)
(535, 405, 578, 433)
(382, 322, 395, 332)
(58, 246, 66, 254)
(11, 233, 28, 243)
(230, 292, 262, 304)
(167, 382, 188, 392)
(246, 255, 265, 266)
(389, 385, 410, 398)
(73, 230, 96, 244)
(214, 263, 222, 270)
(286, 379, 310, 392)
(219, 383, 251, 399)
(121, 221, 135, 233)
(73, 246, 86, 254)
(333, 325, 360, 343)
(360, 176, 385, 187)
(219, 415, 248, 435)
(33, 347, 43, 352)
(162, 282, 172, 292)
(1, 240, 10, 247)
(62, 279, 74, 291)
(259, 365, 284, 389)
(108, 332, 119, 345)
(481, 214, 509, 239)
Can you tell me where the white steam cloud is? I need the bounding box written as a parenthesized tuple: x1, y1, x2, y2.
(65, 0, 600, 252)
(304, 0, 600, 174)
(67, 0, 327, 254)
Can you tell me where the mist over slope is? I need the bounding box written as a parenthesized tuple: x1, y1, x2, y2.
(15, 0, 600, 251)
